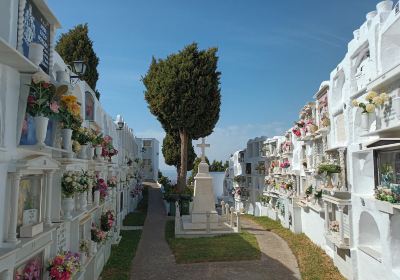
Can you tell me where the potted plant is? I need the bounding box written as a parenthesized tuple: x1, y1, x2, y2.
(61, 171, 80, 220)
(26, 72, 60, 146)
(317, 162, 341, 188)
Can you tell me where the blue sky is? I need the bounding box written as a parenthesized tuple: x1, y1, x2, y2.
(49, 0, 377, 170)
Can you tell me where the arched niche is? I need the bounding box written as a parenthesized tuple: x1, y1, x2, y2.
(353, 48, 372, 91)
(359, 211, 381, 253)
(331, 70, 345, 108)
(391, 215, 400, 270)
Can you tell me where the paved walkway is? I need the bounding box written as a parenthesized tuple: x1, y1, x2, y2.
(130, 182, 301, 280)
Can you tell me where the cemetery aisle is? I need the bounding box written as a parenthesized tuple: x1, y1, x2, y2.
(130, 182, 300, 280)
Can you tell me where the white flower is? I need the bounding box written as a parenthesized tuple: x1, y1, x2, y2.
(32, 71, 50, 83)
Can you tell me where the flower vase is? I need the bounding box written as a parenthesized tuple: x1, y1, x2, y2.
(88, 147, 95, 160)
(61, 129, 73, 151)
(87, 184, 93, 206)
(80, 192, 88, 211)
(94, 190, 100, 206)
(95, 146, 102, 161)
(28, 42, 44, 66)
(62, 197, 74, 220)
(78, 144, 88, 159)
(75, 195, 81, 211)
(326, 174, 334, 188)
(91, 241, 97, 255)
(361, 113, 369, 131)
(80, 253, 87, 266)
(34, 116, 49, 146)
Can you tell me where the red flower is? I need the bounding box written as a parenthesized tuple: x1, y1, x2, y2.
(41, 82, 50, 89)
(28, 95, 36, 105)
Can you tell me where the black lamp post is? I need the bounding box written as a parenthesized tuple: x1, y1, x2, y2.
(69, 60, 88, 84)
(116, 114, 124, 130)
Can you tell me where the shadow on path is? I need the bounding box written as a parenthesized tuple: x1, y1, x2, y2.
(130, 182, 301, 280)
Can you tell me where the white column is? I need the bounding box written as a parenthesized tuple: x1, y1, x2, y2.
(338, 148, 346, 190)
(87, 178, 93, 206)
(338, 205, 345, 243)
(8, 173, 22, 243)
(45, 171, 54, 226)
(324, 201, 329, 233)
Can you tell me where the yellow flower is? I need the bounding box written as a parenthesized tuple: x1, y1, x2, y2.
(372, 96, 383, 106)
(352, 100, 359, 107)
(380, 92, 389, 102)
(366, 103, 375, 113)
(366, 91, 378, 101)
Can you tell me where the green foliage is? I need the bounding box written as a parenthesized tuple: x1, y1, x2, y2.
(101, 230, 142, 280)
(55, 23, 100, 94)
(188, 157, 210, 185)
(143, 43, 221, 189)
(317, 163, 341, 174)
(209, 160, 227, 172)
(162, 131, 196, 172)
(165, 220, 260, 264)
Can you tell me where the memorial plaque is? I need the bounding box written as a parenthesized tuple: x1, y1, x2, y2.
(20, 0, 51, 73)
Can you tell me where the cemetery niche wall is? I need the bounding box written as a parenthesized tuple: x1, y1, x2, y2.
(0, 0, 144, 279)
(223, 1, 400, 279)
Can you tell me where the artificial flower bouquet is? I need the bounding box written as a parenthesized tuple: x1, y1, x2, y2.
(15, 259, 42, 280)
(375, 186, 400, 204)
(61, 171, 81, 198)
(73, 127, 96, 145)
(329, 221, 340, 233)
(79, 240, 90, 256)
(47, 251, 80, 280)
(352, 91, 389, 113)
(100, 210, 115, 232)
(59, 95, 82, 130)
(94, 177, 109, 201)
(280, 160, 290, 169)
(107, 176, 118, 188)
(91, 223, 107, 243)
(26, 72, 59, 118)
(77, 170, 93, 193)
(101, 135, 118, 160)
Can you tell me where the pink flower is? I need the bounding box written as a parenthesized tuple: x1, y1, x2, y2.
(28, 95, 36, 105)
(50, 101, 59, 113)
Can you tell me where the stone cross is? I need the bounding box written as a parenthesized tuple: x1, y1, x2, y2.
(197, 138, 210, 163)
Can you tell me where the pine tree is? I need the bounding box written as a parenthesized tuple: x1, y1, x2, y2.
(55, 23, 100, 98)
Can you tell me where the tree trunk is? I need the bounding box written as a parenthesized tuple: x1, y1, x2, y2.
(178, 129, 188, 191)
(176, 166, 181, 185)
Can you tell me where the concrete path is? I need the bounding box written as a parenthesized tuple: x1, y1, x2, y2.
(130, 182, 301, 280)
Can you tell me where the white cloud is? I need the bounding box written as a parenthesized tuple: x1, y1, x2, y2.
(137, 122, 286, 172)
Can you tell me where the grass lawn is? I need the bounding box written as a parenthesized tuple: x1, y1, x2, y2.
(101, 230, 142, 280)
(165, 220, 260, 263)
(123, 187, 148, 226)
(245, 215, 346, 280)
